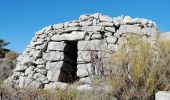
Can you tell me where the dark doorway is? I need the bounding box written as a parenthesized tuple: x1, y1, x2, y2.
(58, 41, 78, 83)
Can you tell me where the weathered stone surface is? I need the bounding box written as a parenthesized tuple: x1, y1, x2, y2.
(105, 27, 116, 33)
(98, 22, 114, 26)
(46, 61, 63, 70)
(106, 36, 118, 44)
(123, 16, 132, 24)
(44, 82, 67, 90)
(155, 91, 170, 100)
(77, 84, 91, 91)
(82, 26, 102, 32)
(77, 63, 93, 77)
(47, 42, 66, 51)
(78, 40, 102, 51)
(51, 31, 87, 41)
(141, 27, 158, 37)
(43, 51, 64, 61)
(80, 21, 93, 26)
(79, 14, 89, 21)
(35, 59, 46, 65)
(118, 25, 141, 34)
(47, 69, 61, 82)
(99, 15, 113, 22)
(78, 77, 92, 84)
(77, 51, 91, 63)
(25, 66, 34, 75)
(15, 64, 28, 72)
(91, 33, 102, 39)
(53, 23, 64, 29)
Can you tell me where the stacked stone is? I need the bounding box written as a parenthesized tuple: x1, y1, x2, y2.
(5, 13, 158, 89)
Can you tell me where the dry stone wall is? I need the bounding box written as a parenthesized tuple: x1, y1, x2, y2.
(5, 13, 158, 89)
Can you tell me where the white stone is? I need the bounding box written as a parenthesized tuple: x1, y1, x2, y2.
(25, 66, 34, 75)
(155, 91, 170, 100)
(37, 65, 45, 69)
(82, 26, 102, 32)
(77, 51, 91, 63)
(77, 84, 91, 91)
(105, 27, 116, 33)
(89, 13, 102, 19)
(51, 31, 87, 41)
(46, 61, 63, 70)
(80, 21, 92, 26)
(118, 25, 141, 34)
(79, 77, 92, 84)
(141, 27, 158, 37)
(47, 69, 61, 82)
(53, 23, 64, 29)
(78, 40, 102, 51)
(43, 51, 64, 61)
(79, 14, 89, 21)
(91, 33, 102, 39)
(68, 22, 79, 27)
(99, 15, 113, 22)
(123, 16, 132, 24)
(104, 32, 112, 37)
(44, 82, 67, 90)
(77, 63, 93, 77)
(35, 59, 46, 65)
(106, 36, 118, 44)
(15, 64, 28, 72)
(97, 22, 114, 26)
(47, 42, 66, 51)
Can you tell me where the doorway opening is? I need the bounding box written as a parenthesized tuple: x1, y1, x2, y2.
(58, 41, 79, 83)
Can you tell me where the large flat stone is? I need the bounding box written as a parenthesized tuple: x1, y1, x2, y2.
(47, 42, 66, 51)
(78, 40, 102, 51)
(46, 61, 63, 70)
(77, 63, 93, 77)
(82, 26, 102, 32)
(43, 51, 64, 61)
(47, 68, 61, 82)
(51, 31, 87, 41)
(118, 25, 142, 34)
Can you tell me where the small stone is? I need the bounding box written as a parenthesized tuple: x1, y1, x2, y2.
(46, 61, 63, 70)
(98, 22, 114, 26)
(99, 15, 113, 22)
(47, 42, 66, 51)
(106, 36, 118, 44)
(53, 23, 64, 29)
(91, 33, 102, 39)
(105, 27, 116, 33)
(79, 14, 89, 21)
(77, 63, 93, 77)
(123, 16, 132, 24)
(82, 26, 102, 32)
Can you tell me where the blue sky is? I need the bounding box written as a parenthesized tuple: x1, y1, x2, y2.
(0, 0, 170, 53)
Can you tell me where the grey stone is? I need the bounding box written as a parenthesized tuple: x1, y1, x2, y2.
(63, 27, 81, 32)
(77, 63, 93, 77)
(15, 64, 28, 72)
(77, 84, 91, 91)
(123, 16, 132, 24)
(141, 27, 158, 37)
(47, 69, 61, 82)
(105, 27, 116, 33)
(91, 33, 102, 39)
(99, 15, 113, 22)
(155, 91, 170, 100)
(53, 23, 64, 29)
(104, 32, 112, 37)
(43, 51, 64, 61)
(37, 65, 45, 69)
(82, 26, 102, 32)
(78, 40, 102, 51)
(46, 61, 63, 70)
(44, 82, 67, 90)
(89, 13, 102, 19)
(98, 22, 114, 26)
(80, 21, 93, 26)
(106, 36, 118, 44)
(47, 42, 66, 51)
(77, 51, 91, 63)
(118, 25, 141, 34)
(25, 66, 34, 75)
(68, 22, 79, 27)
(79, 14, 89, 21)
(35, 59, 46, 65)
(51, 31, 87, 41)
(79, 77, 92, 84)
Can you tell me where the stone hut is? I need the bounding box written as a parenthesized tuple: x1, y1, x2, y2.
(5, 13, 158, 89)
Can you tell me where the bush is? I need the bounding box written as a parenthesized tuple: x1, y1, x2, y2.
(107, 34, 170, 99)
(5, 52, 18, 61)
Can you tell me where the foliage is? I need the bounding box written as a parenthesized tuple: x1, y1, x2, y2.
(0, 39, 10, 58)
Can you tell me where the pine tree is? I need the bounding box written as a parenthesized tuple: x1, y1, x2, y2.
(0, 39, 10, 58)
